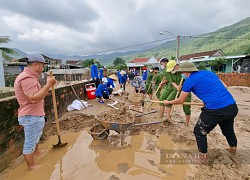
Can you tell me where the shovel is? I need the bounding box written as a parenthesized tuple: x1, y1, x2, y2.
(49, 71, 68, 148)
(143, 98, 204, 106)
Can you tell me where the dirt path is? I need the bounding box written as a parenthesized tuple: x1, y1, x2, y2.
(1, 84, 250, 179)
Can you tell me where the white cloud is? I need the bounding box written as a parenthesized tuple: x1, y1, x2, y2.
(0, 0, 249, 55)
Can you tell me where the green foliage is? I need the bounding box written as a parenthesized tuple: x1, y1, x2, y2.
(198, 62, 207, 70)
(244, 46, 250, 55)
(121, 17, 250, 61)
(114, 64, 127, 70)
(113, 57, 125, 66)
(0, 36, 11, 43)
(0, 36, 18, 61)
(170, 56, 176, 60)
(208, 58, 227, 72)
(5, 75, 16, 87)
(80, 59, 101, 68)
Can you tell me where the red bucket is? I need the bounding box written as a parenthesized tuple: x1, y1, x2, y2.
(85, 83, 96, 99)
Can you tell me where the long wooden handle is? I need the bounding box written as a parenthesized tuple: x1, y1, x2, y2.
(152, 76, 165, 98)
(144, 74, 156, 97)
(49, 71, 60, 136)
(175, 78, 184, 99)
(170, 78, 184, 117)
(145, 76, 166, 110)
(147, 99, 204, 106)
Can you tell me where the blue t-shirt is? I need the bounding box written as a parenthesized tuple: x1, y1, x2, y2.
(95, 84, 109, 97)
(91, 64, 98, 79)
(142, 71, 148, 81)
(99, 68, 104, 79)
(107, 78, 115, 88)
(182, 70, 235, 109)
(119, 74, 127, 84)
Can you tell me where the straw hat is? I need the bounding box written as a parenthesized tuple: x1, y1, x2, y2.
(177, 62, 198, 72)
(120, 70, 126, 75)
(166, 60, 177, 72)
(101, 77, 108, 83)
(108, 74, 118, 81)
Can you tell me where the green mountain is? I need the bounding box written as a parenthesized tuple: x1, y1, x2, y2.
(122, 17, 250, 61)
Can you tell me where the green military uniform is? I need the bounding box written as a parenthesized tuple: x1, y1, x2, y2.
(164, 71, 191, 115)
(145, 72, 154, 94)
(153, 72, 163, 99)
(159, 70, 172, 105)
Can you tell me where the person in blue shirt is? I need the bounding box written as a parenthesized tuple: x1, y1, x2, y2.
(119, 70, 128, 90)
(116, 70, 121, 84)
(142, 67, 148, 82)
(164, 62, 238, 161)
(107, 74, 117, 94)
(132, 67, 138, 75)
(91, 60, 99, 87)
(95, 77, 110, 103)
(99, 67, 103, 79)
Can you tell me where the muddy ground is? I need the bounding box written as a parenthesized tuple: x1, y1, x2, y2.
(1, 84, 250, 179)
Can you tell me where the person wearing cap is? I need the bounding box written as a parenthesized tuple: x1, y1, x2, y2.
(119, 70, 128, 90)
(142, 67, 148, 82)
(91, 60, 99, 87)
(164, 62, 238, 159)
(99, 66, 105, 80)
(158, 58, 171, 117)
(128, 72, 146, 94)
(95, 77, 110, 103)
(107, 74, 118, 94)
(164, 60, 191, 125)
(14, 54, 56, 170)
(145, 66, 155, 99)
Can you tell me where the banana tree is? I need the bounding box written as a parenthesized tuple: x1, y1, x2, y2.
(0, 36, 18, 61)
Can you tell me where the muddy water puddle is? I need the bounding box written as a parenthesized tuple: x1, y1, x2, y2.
(5, 131, 188, 180)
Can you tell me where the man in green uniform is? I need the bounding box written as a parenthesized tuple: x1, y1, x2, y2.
(158, 58, 171, 118)
(165, 60, 191, 125)
(152, 67, 161, 99)
(145, 66, 154, 99)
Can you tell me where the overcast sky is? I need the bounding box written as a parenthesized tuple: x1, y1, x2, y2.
(0, 0, 249, 55)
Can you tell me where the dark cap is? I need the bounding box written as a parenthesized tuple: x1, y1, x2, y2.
(27, 54, 48, 64)
(159, 57, 169, 63)
(128, 72, 135, 80)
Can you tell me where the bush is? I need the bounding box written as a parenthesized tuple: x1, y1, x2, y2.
(208, 58, 227, 72)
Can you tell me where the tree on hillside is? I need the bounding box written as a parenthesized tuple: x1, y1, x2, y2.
(198, 62, 207, 70)
(208, 58, 227, 72)
(244, 46, 250, 55)
(113, 57, 125, 66)
(0, 36, 18, 61)
(80, 59, 101, 68)
(170, 56, 176, 60)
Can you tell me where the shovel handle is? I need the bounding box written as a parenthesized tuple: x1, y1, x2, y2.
(147, 100, 204, 106)
(49, 71, 61, 136)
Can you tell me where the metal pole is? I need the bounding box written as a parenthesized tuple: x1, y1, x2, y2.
(176, 35, 180, 62)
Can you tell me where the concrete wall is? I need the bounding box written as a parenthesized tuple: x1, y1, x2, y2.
(225, 60, 233, 73)
(217, 72, 250, 87)
(0, 81, 89, 172)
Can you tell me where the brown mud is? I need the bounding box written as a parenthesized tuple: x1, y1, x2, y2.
(1, 85, 250, 179)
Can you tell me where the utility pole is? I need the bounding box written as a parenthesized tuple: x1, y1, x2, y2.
(176, 35, 180, 62)
(160, 31, 181, 62)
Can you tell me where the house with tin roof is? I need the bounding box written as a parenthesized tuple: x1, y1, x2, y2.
(179, 49, 249, 73)
(179, 49, 225, 61)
